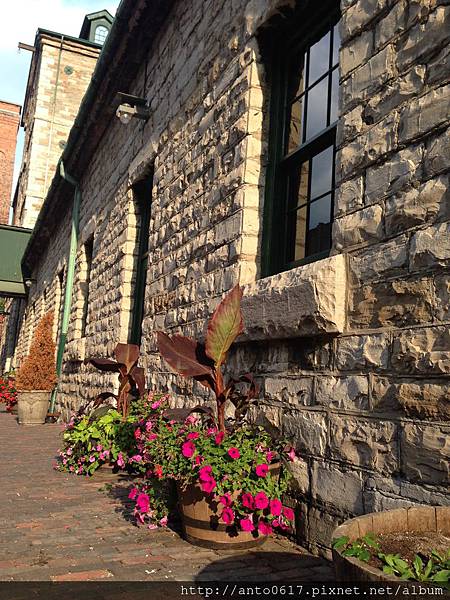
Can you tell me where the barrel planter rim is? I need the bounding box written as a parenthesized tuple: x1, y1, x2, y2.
(332, 506, 450, 584)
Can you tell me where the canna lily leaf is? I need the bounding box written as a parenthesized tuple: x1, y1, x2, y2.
(114, 343, 140, 371)
(130, 365, 146, 397)
(86, 358, 123, 372)
(205, 285, 244, 368)
(157, 332, 214, 377)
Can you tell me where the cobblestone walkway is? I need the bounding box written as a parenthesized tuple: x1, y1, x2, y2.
(0, 410, 333, 583)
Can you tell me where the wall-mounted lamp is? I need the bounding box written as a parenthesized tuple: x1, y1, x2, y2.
(24, 278, 36, 288)
(116, 92, 150, 125)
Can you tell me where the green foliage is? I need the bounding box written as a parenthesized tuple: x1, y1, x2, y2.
(332, 535, 450, 588)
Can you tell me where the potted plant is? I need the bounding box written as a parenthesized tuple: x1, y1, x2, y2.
(0, 372, 17, 413)
(128, 286, 297, 548)
(15, 311, 57, 425)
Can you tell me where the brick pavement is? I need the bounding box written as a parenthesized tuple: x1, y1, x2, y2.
(0, 409, 334, 585)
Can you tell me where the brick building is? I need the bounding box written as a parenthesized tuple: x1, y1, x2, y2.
(0, 101, 21, 224)
(2, 0, 449, 553)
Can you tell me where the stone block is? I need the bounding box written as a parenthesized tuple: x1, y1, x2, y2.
(374, 0, 407, 49)
(315, 375, 369, 411)
(334, 177, 364, 217)
(350, 277, 434, 329)
(424, 127, 450, 177)
(329, 416, 398, 474)
(263, 376, 313, 407)
(401, 423, 450, 485)
(427, 43, 450, 86)
(333, 204, 383, 249)
(385, 176, 449, 236)
(398, 85, 450, 143)
(371, 376, 450, 420)
(336, 334, 389, 371)
(434, 274, 450, 321)
(341, 0, 388, 41)
(287, 456, 310, 497)
(410, 222, 450, 269)
(391, 326, 450, 375)
(311, 461, 364, 514)
(282, 409, 327, 458)
(365, 146, 423, 204)
(397, 6, 450, 71)
(340, 31, 373, 77)
(307, 507, 342, 550)
(241, 255, 347, 340)
(349, 237, 408, 282)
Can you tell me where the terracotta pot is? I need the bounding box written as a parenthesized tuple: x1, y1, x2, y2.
(178, 462, 280, 550)
(17, 390, 51, 425)
(332, 506, 450, 588)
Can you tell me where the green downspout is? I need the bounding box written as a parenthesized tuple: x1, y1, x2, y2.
(49, 161, 80, 414)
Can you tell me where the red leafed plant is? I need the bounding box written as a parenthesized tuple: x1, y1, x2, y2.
(85, 343, 146, 419)
(157, 285, 258, 432)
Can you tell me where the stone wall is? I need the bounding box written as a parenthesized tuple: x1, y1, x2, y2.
(9, 0, 449, 555)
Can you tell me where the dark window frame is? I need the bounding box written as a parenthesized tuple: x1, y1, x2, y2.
(261, 2, 341, 277)
(80, 236, 93, 339)
(129, 172, 153, 346)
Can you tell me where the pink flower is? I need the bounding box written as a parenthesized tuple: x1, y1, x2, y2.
(219, 493, 232, 507)
(131, 454, 142, 462)
(269, 499, 282, 516)
(187, 432, 199, 440)
(182, 441, 196, 458)
(200, 478, 216, 494)
(207, 427, 218, 436)
(145, 420, 153, 431)
(240, 518, 254, 532)
(154, 465, 163, 479)
(198, 465, 213, 481)
(185, 415, 198, 425)
(66, 448, 73, 456)
(215, 431, 225, 445)
(148, 523, 158, 530)
(221, 507, 235, 525)
(159, 516, 168, 527)
(287, 447, 296, 462)
(272, 519, 280, 528)
(195, 455, 204, 466)
(258, 520, 273, 536)
(254, 491, 269, 510)
(255, 463, 269, 478)
(151, 400, 161, 410)
(89, 456, 95, 463)
(266, 450, 274, 463)
(134, 428, 141, 439)
(241, 493, 254, 510)
(227, 447, 240, 460)
(117, 453, 125, 468)
(96, 444, 103, 452)
(128, 487, 138, 500)
(282, 506, 295, 521)
(148, 433, 158, 440)
(136, 493, 150, 513)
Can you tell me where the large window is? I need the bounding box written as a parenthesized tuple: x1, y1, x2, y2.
(129, 173, 153, 346)
(81, 236, 93, 338)
(262, 4, 340, 276)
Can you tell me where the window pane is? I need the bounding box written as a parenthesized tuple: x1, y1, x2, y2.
(307, 194, 332, 255)
(305, 77, 328, 141)
(286, 204, 308, 262)
(330, 68, 339, 123)
(288, 160, 309, 210)
(333, 23, 340, 67)
(310, 146, 333, 200)
(308, 31, 330, 86)
(287, 97, 305, 153)
(287, 53, 306, 101)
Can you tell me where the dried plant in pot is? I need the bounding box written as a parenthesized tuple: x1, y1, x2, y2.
(15, 311, 57, 425)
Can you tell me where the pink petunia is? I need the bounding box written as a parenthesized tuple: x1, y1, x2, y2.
(215, 431, 225, 445)
(154, 465, 163, 479)
(269, 499, 283, 516)
(258, 520, 273, 536)
(89, 456, 95, 463)
(227, 447, 240, 460)
(240, 518, 254, 532)
(200, 477, 216, 494)
(272, 519, 280, 528)
(287, 447, 296, 462)
(255, 463, 269, 478)
(254, 491, 269, 510)
(241, 493, 254, 510)
(185, 415, 198, 425)
(266, 450, 274, 463)
(136, 493, 150, 513)
(195, 455, 204, 466)
(282, 506, 295, 521)
(131, 454, 143, 462)
(198, 465, 213, 481)
(96, 444, 103, 452)
(221, 507, 234, 525)
(147, 433, 158, 441)
(117, 453, 125, 468)
(159, 516, 168, 527)
(128, 487, 138, 500)
(187, 432, 199, 440)
(207, 427, 218, 436)
(151, 400, 161, 410)
(145, 420, 153, 431)
(219, 493, 232, 507)
(182, 441, 196, 458)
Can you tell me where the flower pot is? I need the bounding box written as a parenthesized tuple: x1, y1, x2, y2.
(178, 462, 281, 550)
(17, 390, 51, 425)
(332, 506, 450, 585)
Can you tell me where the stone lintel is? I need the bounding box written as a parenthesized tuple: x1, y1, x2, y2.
(241, 254, 347, 341)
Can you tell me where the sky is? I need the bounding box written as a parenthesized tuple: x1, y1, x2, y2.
(0, 0, 120, 206)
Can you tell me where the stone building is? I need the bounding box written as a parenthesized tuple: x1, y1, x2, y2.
(3, 0, 450, 553)
(0, 100, 21, 224)
(12, 10, 113, 229)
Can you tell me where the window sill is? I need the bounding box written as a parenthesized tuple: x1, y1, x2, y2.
(241, 254, 347, 340)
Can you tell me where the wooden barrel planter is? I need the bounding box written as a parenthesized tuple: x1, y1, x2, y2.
(178, 463, 280, 550)
(332, 506, 450, 585)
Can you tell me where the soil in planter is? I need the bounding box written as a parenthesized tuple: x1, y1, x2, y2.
(367, 532, 450, 570)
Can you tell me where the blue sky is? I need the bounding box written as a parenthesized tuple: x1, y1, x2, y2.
(0, 0, 120, 206)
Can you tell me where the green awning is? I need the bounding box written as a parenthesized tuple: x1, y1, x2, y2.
(0, 224, 32, 297)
